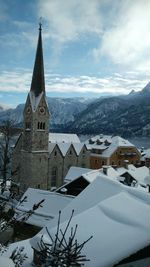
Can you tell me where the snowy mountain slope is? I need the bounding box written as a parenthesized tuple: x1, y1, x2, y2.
(0, 82, 150, 137)
(67, 84, 150, 137)
(0, 97, 93, 128)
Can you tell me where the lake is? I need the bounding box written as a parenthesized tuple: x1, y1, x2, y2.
(128, 137, 150, 149)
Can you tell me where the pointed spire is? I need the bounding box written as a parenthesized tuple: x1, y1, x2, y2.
(30, 22, 45, 97)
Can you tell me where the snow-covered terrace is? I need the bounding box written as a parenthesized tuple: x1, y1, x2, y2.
(15, 188, 74, 227)
(2, 174, 150, 267)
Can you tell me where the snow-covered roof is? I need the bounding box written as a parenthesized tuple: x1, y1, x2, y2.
(64, 166, 92, 183)
(39, 174, 147, 232)
(102, 136, 136, 157)
(141, 148, 150, 160)
(117, 165, 149, 184)
(47, 190, 150, 267)
(35, 176, 150, 267)
(48, 142, 86, 157)
(82, 169, 102, 183)
(112, 136, 134, 147)
(86, 143, 108, 150)
(57, 143, 71, 156)
(49, 133, 80, 143)
(85, 134, 112, 144)
(99, 165, 120, 178)
(85, 134, 138, 158)
(15, 188, 73, 227)
(73, 143, 85, 155)
(48, 143, 56, 154)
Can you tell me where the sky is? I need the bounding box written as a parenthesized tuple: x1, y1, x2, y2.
(1, 0, 150, 108)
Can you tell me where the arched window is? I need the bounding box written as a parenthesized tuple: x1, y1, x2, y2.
(37, 122, 46, 130)
(51, 167, 57, 187)
(43, 122, 45, 130)
(40, 122, 43, 129)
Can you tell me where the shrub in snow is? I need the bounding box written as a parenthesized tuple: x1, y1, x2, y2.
(10, 246, 28, 267)
(31, 210, 93, 267)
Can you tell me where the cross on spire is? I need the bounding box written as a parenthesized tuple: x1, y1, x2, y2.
(39, 17, 42, 31)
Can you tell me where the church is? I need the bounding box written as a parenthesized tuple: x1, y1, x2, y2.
(12, 24, 90, 193)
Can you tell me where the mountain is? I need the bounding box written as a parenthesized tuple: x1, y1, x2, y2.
(1, 83, 150, 137)
(0, 97, 93, 131)
(67, 84, 150, 137)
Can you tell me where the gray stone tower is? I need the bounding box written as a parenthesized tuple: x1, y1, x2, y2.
(13, 24, 50, 192)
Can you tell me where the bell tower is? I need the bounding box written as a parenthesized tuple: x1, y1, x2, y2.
(19, 23, 50, 192)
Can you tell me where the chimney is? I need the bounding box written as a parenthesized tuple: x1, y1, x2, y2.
(112, 165, 117, 170)
(102, 165, 110, 175)
(124, 160, 129, 169)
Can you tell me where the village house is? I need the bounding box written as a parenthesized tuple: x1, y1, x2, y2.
(85, 134, 141, 169)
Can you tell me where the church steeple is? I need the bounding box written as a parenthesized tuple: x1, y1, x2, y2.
(30, 23, 45, 97)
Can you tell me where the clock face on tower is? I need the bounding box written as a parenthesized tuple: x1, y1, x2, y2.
(39, 106, 46, 115)
(26, 107, 31, 114)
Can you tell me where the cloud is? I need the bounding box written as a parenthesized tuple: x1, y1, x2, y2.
(0, 69, 148, 97)
(0, 70, 32, 93)
(37, 0, 150, 72)
(38, 0, 102, 44)
(95, 0, 150, 66)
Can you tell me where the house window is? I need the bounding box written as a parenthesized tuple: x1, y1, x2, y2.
(51, 167, 57, 187)
(37, 184, 40, 189)
(118, 161, 121, 166)
(69, 150, 72, 155)
(54, 151, 57, 157)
